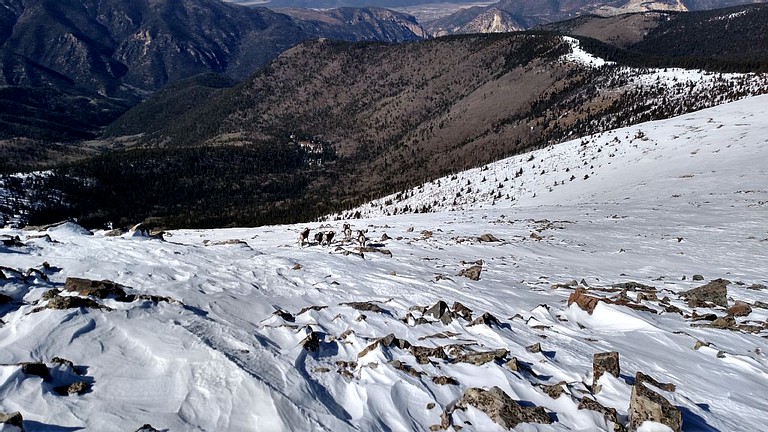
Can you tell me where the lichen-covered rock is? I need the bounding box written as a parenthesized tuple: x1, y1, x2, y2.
(358, 333, 411, 358)
(432, 375, 459, 385)
(458, 265, 482, 281)
(45, 294, 104, 311)
(578, 397, 625, 432)
(410, 345, 447, 364)
(593, 352, 620, 382)
(539, 383, 565, 399)
(451, 302, 473, 320)
(636, 372, 676, 392)
(681, 279, 729, 308)
(454, 349, 508, 366)
(64, 277, 128, 300)
(628, 382, 682, 432)
(340, 301, 384, 313)
(54, 381, 91, 396)
(460, 386, 551, 429)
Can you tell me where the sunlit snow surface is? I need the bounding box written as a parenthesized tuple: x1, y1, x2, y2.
(1, 96, 768, 431)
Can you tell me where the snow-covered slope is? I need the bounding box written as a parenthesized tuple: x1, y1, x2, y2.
(1, 96, 767, 431)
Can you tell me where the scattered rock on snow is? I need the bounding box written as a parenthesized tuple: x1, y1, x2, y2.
(135, 424, 161, 432)
(539, 383, 566, 399)
(593, 352, 620, 391)
(432, 375, 459, 385)
(459, 386, 551, 429)
(64, 277, 128, 300)
(452, 302, 473, 320)
(477, 233, 500, 242)
(709, 316, 736, 329)
(635, 372, 676, 392)
(578, 397, 624, 432)
(469, 312, 500, 326)
(54, 381, 91, 396)
(692, 274, 705, 281)
(454, 348, 508, 366)
(301, 331, 321, 352)
(680, 278, 729, 308)
(0, 411, 23, 429)
(340, 301, 385, 313)
(568, 287, 601, 314)
(726, 301, 752, 317)
(458, 265, 482, 281)
(43, 294, 105, 311)
(424, 300, 452, 324)
(628, 382, 682, 432)
(526, 343, 542, 353)
(21, 362, 50, 380)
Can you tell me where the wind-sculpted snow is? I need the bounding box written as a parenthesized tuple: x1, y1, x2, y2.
(1, 97, 768, 430)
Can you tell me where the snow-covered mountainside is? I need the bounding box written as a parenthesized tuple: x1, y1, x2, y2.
(1, 96, 767, 431)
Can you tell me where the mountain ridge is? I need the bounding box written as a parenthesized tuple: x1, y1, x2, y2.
(0, 0, 427, 143)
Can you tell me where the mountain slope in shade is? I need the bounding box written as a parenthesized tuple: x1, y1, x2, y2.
(0, 0, 427, 96)
(0, 0, 427, 143)
(1, 95, 767, 431)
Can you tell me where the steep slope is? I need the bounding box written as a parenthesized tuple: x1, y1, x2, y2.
(43, 32, 768, 229)
(1, 96, 767, 431)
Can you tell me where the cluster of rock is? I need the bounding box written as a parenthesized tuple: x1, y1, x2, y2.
(566, 278, 766, 334)
(33, 277, 175, 313)
(267, 269, 765, 432)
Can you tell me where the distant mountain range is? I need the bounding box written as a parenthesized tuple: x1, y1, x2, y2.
(2, 0, 768, 228)
(424, 0, 767, 35)
(35, 4, 768, 227)
(0, 0, 426, 142)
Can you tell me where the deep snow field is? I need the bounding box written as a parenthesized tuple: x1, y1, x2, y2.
(1, 96, 767, 431)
